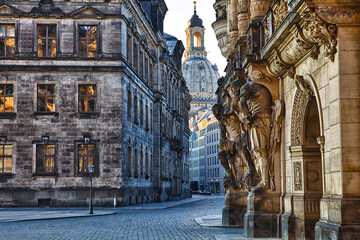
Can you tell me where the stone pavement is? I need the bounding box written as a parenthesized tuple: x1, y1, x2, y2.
(214, 235, 280, 240)
(0, 196, 244, 240)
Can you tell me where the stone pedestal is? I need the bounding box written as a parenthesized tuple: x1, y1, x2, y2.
(243, 188, 281, 238)
(315, 221, 360, 240)
(222, 188, 248, 227)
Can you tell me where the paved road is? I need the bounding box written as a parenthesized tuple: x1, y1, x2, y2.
(0, 196, 243, 240)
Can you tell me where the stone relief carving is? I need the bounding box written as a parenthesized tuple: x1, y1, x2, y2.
(291, 75, 314, 146)
(294, 161, 302, 191)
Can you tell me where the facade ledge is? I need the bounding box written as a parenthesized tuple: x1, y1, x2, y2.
(0, 112, 16, 119)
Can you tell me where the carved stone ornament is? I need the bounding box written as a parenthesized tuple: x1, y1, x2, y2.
(291, 76, 313, 146)
(251, 70, 272, 84)
(294, 161, 302, 191)
(272, 0, 288, 30)
(302, 9, 338, 62)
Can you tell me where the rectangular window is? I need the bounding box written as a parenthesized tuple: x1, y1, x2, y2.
(127, 90, 131, 118)
(145, 105, 149, 130)
(0, 24, 15, 57)
(36, 144, 55, 174)
(134, 148, 138, 178)
(145, 57, 149, 83)
(37, 84, 55, 112)
(133, 42, 138, 71)
(78, 144, 96, 173)
(150, 109, 153, 131)
(38, 25, 56, 58)
(79, 84, 97, 112)
(127, 33, 132, 65)
(0, 144, 12, 173)
(0, 84, 14, 112)
(79, 26, 97, 58)
(139, 50, 143, 76)
(145, 152, 149, 177)
(140, 100, 143, 126)
(134, 95, 138, 124)
(127, 146, 132, 177)
(140, 150, 143, 175)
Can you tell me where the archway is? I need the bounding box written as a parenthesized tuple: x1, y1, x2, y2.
(290, 76, 324, 240)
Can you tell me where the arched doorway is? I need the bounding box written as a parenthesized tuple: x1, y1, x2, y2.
(290, 76, 324, 239)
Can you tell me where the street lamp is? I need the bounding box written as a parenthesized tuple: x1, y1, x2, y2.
(88, 163, 95, 214)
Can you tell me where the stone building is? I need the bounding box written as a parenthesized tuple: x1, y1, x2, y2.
(0, 0, 191, 207)
(204, 120, 225, 194)
(212, 0, 360, 239)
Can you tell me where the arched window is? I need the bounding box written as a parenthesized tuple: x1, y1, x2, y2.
(194, 32, 201, 47)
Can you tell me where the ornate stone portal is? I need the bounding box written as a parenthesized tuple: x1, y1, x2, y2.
(213, 0, 360, 239)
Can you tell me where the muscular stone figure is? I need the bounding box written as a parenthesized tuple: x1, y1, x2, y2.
(238, 79, 272, 189)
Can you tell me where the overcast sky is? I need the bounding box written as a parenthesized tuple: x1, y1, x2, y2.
(164, 0, 226, 75)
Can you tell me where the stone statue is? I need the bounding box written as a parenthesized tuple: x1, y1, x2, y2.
(237, 78, 273, 190)
(213, 91, 243, 189)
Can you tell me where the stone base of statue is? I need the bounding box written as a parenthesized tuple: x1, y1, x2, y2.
(243, 188, 281, 238)
(315, 221, 360, 240)
(222, 188, 248, 227)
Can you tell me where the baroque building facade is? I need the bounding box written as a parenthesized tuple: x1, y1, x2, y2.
(212, 0, 360, 239)
(0, 0, 191, 207)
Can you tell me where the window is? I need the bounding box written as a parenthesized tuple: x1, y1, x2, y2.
(79, 84, 97, 112)
(145, 57, 149, 83)
(36, 144, 55, 174)
(140, 99, 143, 126)
(0, 84, 13, 112)
(38, 25, 56, 58)
(0, 144, 12, 173)
(127, 89, 132, 118)
(134, 95, 138, 124)
(37, 84, 55, 112)
(145, 152, 149, 177)
(139, 50, 143, 76)
(78, 144, 96, 173)
(79, 26, 97, 58)
(150, 109, 153, 131)
(133, 42, 138, 71)
(127, 146, 132, 177)
(145, 105, 149, 130)
(134, 148, 138, 178)
(127, 33, 132, 64)
(0, 24, 15, 57)
(140, 150, 143, 175)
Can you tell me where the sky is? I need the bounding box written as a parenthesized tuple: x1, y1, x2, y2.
(164, 0, 227, 75)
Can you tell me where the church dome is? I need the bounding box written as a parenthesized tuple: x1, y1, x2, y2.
(182, 56, 220, 101)
(190, 12, 204, 28)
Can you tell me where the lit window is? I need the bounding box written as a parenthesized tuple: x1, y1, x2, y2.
(79, 26, 97, 58)
(78, 144, 96, 173)
(0, 144, 12, 173)
(0, 84, 13, 112)
(37, 84, 55, 112)
(36, 144, 55, 174)
(0, 24, 15, 57)
(38, 25, 56, 58)
(79, 84, 97, 112)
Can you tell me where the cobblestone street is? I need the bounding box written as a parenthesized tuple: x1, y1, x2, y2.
(0, 196, 243, 240)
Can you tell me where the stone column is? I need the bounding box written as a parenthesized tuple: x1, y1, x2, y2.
(227, 0, 239, 53)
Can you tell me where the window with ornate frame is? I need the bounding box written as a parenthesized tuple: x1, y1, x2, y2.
(0, 84, 14, 112)
(37, 25, 56, 58)
(36, 144, 55, 174)
(0, 144, 12, 174)
(0, 24, 15, 57)
(37, 84, 55, 112)
(78, 25, 97, 58)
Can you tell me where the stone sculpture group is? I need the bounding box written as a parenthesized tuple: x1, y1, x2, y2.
(213, 77, 283, 192)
